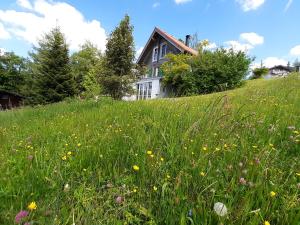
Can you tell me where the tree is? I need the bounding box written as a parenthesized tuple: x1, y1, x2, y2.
(71, 42, 102, 97)
(99, 15, 135, 100)
(0, 51, 26, 93)
(30, 27, 76, 104)
(251, 67, 269, 79)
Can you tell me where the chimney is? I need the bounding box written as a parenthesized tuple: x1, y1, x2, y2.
(185, 35, 191, 47)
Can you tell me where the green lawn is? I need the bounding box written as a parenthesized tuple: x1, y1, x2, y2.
(0, 74, 299, 225)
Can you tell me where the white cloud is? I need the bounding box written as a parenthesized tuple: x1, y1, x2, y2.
(284, 0, 293, 12)
(290, 45, 300, 56)
(240, 32, 264, 46)
(263, 57, 288, 68)
(152, 2, 160, 8)
(204, 42, 217, 50)
(236, 0, 265, 11)
(17, 0, 33, 9)
(0, 48, 6, 55)
(136, 46, 144, 60)
(225, 40, 253, 52)
(0, 23, 11, 39)
(0, 0, 107, 51)
(175, 0, 192, 5)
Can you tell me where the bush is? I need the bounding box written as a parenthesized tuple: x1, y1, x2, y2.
(251, 67, 269, 79)
(161, 48, 253, 97)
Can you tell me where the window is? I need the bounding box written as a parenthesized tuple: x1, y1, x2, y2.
(152, 67, 159, 77)
(160, 43, 167, 59)
(152, 47, 158, 62)
(137, 82, 152, 100)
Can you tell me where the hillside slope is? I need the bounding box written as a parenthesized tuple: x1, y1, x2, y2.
(0, 74, 299, 225)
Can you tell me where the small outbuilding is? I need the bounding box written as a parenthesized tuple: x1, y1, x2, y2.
(0, 90, 24, 110)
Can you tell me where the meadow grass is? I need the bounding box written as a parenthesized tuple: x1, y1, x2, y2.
(0, 74, 299, 225)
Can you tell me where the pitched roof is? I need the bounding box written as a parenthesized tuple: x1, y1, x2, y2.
(137, 27, 198, 64)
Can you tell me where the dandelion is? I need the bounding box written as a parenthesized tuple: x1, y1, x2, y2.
(213, 202, 228, 217)
(296, 172, 300, 177)
(77, 143, 81, 147)
(264, 221, 271, 225)
(133, 188, 138, 193)
(224, 144, 228, 148)
(133, 165, 139, 171)
(270, 191, 276, 197)
(269, 143, 274, 147)
(215, 147, 220, 151)
(200, 172, 205, 177)
(67, 151, 72, 156)
(15, 210, 29, 223)
(27, 201, 37, 211)
(160, 157, 164, 162)
(153, 186, 158, 191)
(62, 155, 67, 161)
(147, 150, 152, 155)
(150, 154, 154, 158)
(202, 147, 207, 151)
(166, 174, 171, 179)
(252, 145, 258, 149)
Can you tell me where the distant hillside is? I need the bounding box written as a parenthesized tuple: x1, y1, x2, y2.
(0, 74, 299, 225)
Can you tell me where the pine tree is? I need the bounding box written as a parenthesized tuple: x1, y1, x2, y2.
(30, 27, 76, 104)
(99, 15, 135, 100)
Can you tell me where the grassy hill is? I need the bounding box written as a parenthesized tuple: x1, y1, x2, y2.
(0, 74, 299, 225)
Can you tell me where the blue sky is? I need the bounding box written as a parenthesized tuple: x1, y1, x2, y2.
(0, 0, 299, 68)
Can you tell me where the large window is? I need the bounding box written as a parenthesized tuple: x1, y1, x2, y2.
(160, 43, 167, 59)
(137, 82, 152, 100)
(152, 47, 158, 62)
(152, 67, 159, 77)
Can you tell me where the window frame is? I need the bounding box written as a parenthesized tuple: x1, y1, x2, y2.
(160, 42, 167, 59)
(152, 46, 159, 62)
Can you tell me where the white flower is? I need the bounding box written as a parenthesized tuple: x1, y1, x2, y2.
(64, 183, 70, 192)
(214, 202, 228, 217)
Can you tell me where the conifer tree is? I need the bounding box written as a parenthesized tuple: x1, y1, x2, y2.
(99, 15, 135, 100)
(30, 27, 76, 104)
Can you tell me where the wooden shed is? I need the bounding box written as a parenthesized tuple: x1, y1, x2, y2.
(0, 90, 24, 110)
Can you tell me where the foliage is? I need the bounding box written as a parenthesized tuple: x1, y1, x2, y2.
(70, 42, 102, 98)
(0, 51, 27, 93)
(161, 46, 253, 97)
(30, 27, 76, 104)
(0, 74, 299, 224)
(98, 15, 135, 100)
(251, 67, 269, 79)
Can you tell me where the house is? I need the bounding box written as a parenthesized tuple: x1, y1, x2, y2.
(0, 90, 24, 110)
(265, 65, 294, 78)
(125, 27, 198, 100)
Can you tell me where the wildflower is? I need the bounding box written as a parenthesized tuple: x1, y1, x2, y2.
(133, 188, 138, 193)
(269, 143, 274, 147)
(296, 173, 300, 177)
(213, 202, 228, 217)
(293, 130, 299, 135)
(166, 174, 171, 179)
(191, 152, 194, 155)
(239, 177, 247, 185)
(133, 165, 139, 171)
(270, 191, 276, 197)
(67, 151, 72, 156)
(65, 143, 68, 147)
(64, 183, 70, 192)
(224, 144, 228, 148)
(150, 154, 154, 158)
(160, 157, 164, 162)
(27, 201, 37, 211)
(61, 155, 67, 161)
(200, 171, 205, 177)
(147, 150, 152, 155)
(202, 147, 207, 151)
(188, 209, 193, 217)
(252, 145, 258, 149)
(83, 168, 87, 172)
(238, 162, 243, 167)
(264, 221, 271, 225)
(115, 196, 123, 204)
(153, 186, 158, 191)
(215, 147, 220, 151)
(77, 143, 81, 147)
(15, 210, 29, 223)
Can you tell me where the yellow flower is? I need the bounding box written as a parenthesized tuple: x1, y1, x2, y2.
(160, 157, 164, 162)
(147, 150, 152, 155)
(150, 154, 154, 158)
(133, 165, 139, 171)
(264, 221, 270, 225)
(293, 130, 299, 135)
(28, 201, 37, 210)
(67, 151, 72, 156)
(166, 174, 171, 179)
(215, 147, 220, 151)
(224, 144, 228, 148)
(191, 152, 194, 155)
(252, 145, 258, 149)
(202, 147, 207, 151)
(296, 172, 300, 176)
(200, 172, 205, 177)
(77, 143, 81, 147)
(153, 186, 158, 191)
(65, 143, 68, 147)
(62, 155, 67, 161)
(133, 188, 137, 193)
(269, 143, 274, 147)
(270, 191, 276, 197)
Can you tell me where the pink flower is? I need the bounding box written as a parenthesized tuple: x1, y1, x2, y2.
(15, 210, 29, 223)
(239, 177, 247, 185)
(115, 196, 123, 204)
